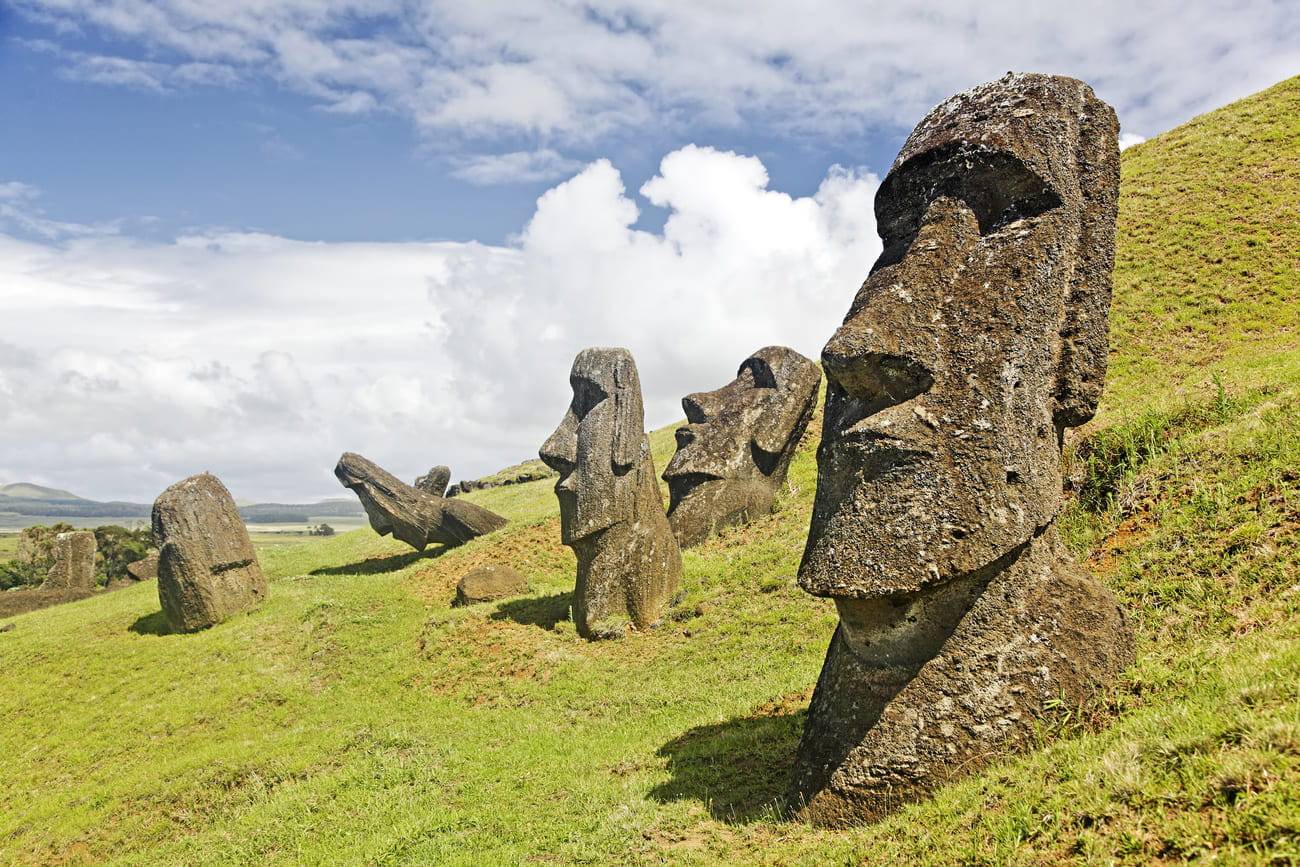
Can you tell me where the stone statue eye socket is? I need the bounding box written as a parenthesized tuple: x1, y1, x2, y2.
(740, 359, 778, 389)
(571, 378, 608, 419)
(874, 147, 1063, 270)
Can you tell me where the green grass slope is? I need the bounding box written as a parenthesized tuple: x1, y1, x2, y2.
(2, 79, 1298, 865)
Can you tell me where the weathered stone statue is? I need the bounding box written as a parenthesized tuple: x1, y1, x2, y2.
(539, 348, 682, 639)
(663, 346, 821, 547)
(789, 73, 1134, 826)
(414, 465, 451, 497)
(335, 452, 507, 550)
(153, 473, 267, 632)
(43, 531, 97, 591)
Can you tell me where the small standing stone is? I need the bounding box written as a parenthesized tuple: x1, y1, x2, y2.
(153, 473, 267, 633)
(43, 531, 97, 591)
(414, 465, 452, 497)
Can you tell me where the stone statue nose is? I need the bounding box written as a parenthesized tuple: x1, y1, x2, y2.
(822, 333, 934, 412)
(682, 392, 717, 424)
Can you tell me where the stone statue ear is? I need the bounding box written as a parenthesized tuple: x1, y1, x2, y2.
(1053, 90, 1120, 431)
(611, 353, 644, 470)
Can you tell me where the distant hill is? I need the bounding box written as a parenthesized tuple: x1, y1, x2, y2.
(0, 483, 83, 501)
(0, 482, 364, 523)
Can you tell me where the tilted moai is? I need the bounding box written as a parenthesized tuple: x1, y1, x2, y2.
(789, 73, 1135, 826)
(539, 348, 682, 639)
(663, 346, 821, 547)
(335, 453, 507, 550)
(153, 473, 267, 632)
(43, 530, 97, 592)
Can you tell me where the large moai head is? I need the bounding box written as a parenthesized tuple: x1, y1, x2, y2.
(539, 347, 682, 638)
(152, 472, 267, 633)
(540, 347, 649, 545)
(791, 73, 1130, 825)
(663, 346, 821, 547)
(800, 72, 1120, 600)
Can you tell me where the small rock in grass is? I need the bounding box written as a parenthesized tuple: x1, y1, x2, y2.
(454, 565, 529, 607)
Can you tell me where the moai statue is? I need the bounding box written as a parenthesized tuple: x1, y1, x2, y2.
(789, 73, 1135, 826)
(153, 473, 267, 632)
(663, 346, 821, 547)
(43, 531, 97, 592)
(539, 348, 682, 639)
(335, 453, 507, 550)
(414, 465, 452, 497)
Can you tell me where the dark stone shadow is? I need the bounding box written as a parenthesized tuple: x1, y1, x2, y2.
(309, 545, 449, 576)
(649, 706, 806, 824)
(129, 610, 171, 636)
(490, 591, 572, 630)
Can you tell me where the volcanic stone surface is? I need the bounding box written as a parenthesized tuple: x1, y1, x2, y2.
(153, 473, 267, 633)
(414, 465, 452, 497)
(454, 564, 530, 606)
(43, 531, 97, 591)
(539, 347, 682, 639)
(790, 72, 1135, 826)
(126, 551, 160, 582)
(663, 346, 821, 547)
(335, 453, 507, 551)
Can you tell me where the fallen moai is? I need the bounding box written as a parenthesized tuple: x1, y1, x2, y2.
(789, 72, 1135, 826)
(539, 348, 682, 639)
(414, 465, 451, 497)
(335, 452, 507, 550)
(153, 473, 267, 633)
(663, 346, 821, 547)
(454, 564, 529, 606)
(43, 530, 97, 592)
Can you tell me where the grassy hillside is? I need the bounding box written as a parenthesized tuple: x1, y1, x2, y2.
(1, 79, 1297, 864)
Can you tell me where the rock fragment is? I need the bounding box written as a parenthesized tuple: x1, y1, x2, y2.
(454, 564, 529, 606)
(126, 551, 160, 582)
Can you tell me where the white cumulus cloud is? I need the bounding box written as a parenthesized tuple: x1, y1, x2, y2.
(0, 148, 880, 502)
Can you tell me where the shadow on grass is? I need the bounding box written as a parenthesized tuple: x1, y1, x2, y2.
(310, 545, 450, 576)
(490, 591, 571, 630)
(129, 610, 171, 636)
(649, 707, 806, 824)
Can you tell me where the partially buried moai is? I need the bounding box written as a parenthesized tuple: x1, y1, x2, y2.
(153, 473, 267, 633)
(789, 73, 1135, 826)
(663, 346, 821, 547)
(539, 348, 682, 639)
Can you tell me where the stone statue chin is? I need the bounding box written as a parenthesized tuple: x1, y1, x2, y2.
(663, 346, 821, 548)
(789, 72, 1135, 826)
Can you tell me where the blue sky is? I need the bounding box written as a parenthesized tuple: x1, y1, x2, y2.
(0, 1, 1296, 502)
